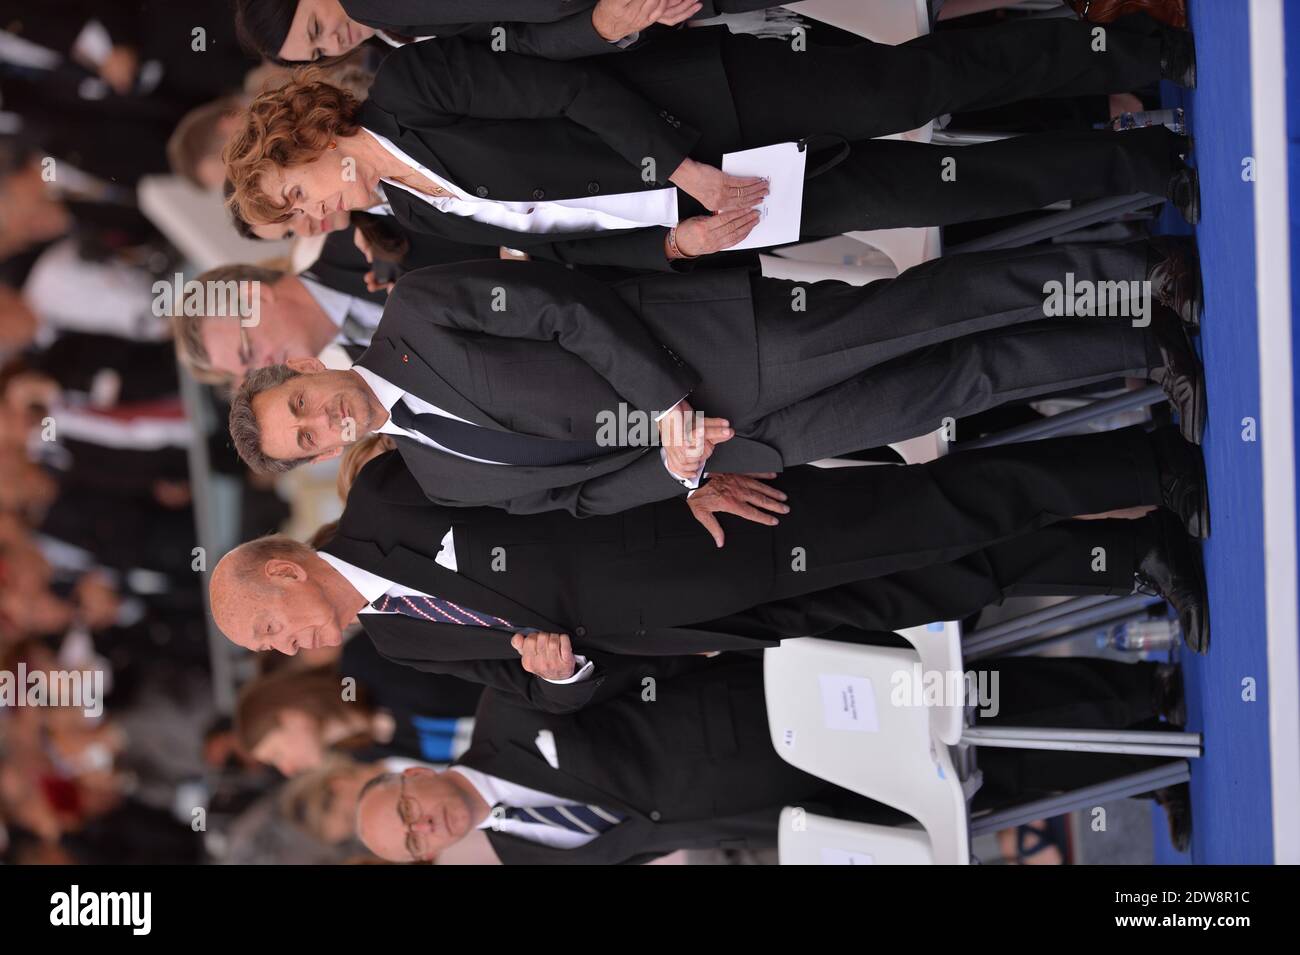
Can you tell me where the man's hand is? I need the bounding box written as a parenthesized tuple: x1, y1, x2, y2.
(669, 209, 761, 259)
(687, 472, 789, 547)
(593, 0, 702, 41)
(511, 631, 577, 681)
(670, 158, 768, 213)
(658, 397, 731, 482)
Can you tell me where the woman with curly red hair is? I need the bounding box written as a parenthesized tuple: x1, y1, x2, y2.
(226, 16, 1197, 272)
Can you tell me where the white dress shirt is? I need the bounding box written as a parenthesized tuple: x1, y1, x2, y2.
(353, 364, 509, 465)
(450, 766, 596, 850)
(319, 550, 594, 685)
(364, 128, 678, 235)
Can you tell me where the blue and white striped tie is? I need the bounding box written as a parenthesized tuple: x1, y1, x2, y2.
(499, 803, 626, 835)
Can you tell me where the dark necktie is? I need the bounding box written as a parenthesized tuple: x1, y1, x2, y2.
(372, 593, 513, 630)
(498, 803, 627, 836)
(388, 399, 606, 466)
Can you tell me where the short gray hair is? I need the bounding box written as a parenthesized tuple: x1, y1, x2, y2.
(229, 364, 304, 474)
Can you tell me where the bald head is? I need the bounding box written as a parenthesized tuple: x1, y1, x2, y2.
(210, 535, 352, 656)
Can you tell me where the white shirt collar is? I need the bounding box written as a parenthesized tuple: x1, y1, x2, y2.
(317, 550, 393, 606)
(352, 364, 406, 413)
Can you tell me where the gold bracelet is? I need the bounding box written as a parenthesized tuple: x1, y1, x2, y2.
(667, 226, 698, 260)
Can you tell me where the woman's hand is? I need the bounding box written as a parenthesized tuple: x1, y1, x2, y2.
(352, 226, 374, 263)
(592, 0, 702, 41)
(669, 157, 768, 212)
(668, 209, 761, 259)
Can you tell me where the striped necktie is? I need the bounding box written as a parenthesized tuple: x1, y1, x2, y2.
(498, 803, 626, 836)
(372, 592, 513, 630)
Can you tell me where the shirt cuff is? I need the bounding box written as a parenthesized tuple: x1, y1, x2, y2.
(660, 447, 702, 490)
(614, 31, 641, 48)
(542, 655, 595, 685)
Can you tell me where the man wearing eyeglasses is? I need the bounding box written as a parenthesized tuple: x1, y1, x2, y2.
(355, 652, 1192, 864)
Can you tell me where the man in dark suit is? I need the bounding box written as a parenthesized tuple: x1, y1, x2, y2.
(227, 240, 1205, 521)
(233, 16, 1197, 271)
(208, 426, 1210, 714)
(240, 0, 798, 63)
(353, 651, 1188, 864)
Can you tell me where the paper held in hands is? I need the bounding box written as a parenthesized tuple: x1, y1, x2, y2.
(720, 142, 807, 251)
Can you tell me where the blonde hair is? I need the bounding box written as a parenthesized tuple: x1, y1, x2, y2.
(337, 435, 396, 501)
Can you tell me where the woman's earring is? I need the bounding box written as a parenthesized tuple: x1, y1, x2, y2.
(329, 141, 337, 149)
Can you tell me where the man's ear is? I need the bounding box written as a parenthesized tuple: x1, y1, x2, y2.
(264, 558, 308, 582)
(311, 446, 344, 464)
(285, 355, 326, 374)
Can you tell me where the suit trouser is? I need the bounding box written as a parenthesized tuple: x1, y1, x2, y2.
(703, 517, 1149, 640)
(718, 15, 1167, 144)
(684, 426, 1161, 637)
(733, 242, 1157, 462)
(798, 126, 1179, 235)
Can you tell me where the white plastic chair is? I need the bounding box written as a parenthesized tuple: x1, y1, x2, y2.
(778, 807, 935, 864)
(763, 639, 973, 863)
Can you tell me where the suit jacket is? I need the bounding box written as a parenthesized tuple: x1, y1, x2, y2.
(342, 0, 756, 60)
(355, 259, 782, 516)
(459, 654, 873, 864)
(359, 27, 743, 270)
(329, 449, 875, 670)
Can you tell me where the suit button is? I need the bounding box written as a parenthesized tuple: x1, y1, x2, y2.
(671, 119, 681, 128)
(658, 110, 667, 118)
(574, 626, 587, 638)
(532, 188, 545, 200)
(635, 628, 646, 637)
(475, 185, 489, 198)
(586, 181, 600, 195)
(649, 811, 662, 821)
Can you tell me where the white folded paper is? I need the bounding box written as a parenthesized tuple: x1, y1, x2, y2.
(720, 142, 806, 251)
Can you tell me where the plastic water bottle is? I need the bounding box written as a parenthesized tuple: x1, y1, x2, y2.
(1110, 108, 1186, 135)
(1096, 618, 1180, 654)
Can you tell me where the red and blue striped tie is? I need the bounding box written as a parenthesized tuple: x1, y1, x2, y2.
(372, 593, 514, 630)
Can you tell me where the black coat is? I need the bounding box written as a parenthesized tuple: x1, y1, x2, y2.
(460, 653, 887, 864)
(359, 27, 741, 270)
(354, 258, 781, 517)
(342, 0, 769, 60)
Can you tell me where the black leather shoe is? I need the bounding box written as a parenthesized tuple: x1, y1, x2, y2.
(1150, 424, 1210, 538)
(1149, 306, 1206, 444)
(1154, 782, 1192, 853)
(1136, 512, 1210, 653)
(1154, 663, 1187, 727)
(1148, 236, 1202, 329)
(1154, 784, 1190, 857)
(1168, 166, 1200, 226)
(1161, 29, 1197, 88)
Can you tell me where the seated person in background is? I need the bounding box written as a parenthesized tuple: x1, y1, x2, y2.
(279, 753, 501, 863)
(167, 95, 251, 191)
(235, 656, 479, 776)
(355, 652, 1192, 864)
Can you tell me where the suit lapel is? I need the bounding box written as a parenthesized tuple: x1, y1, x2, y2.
(358, 335, 504, 430)
(377, 543, 565, 634)
(461, 739, 663, 865)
